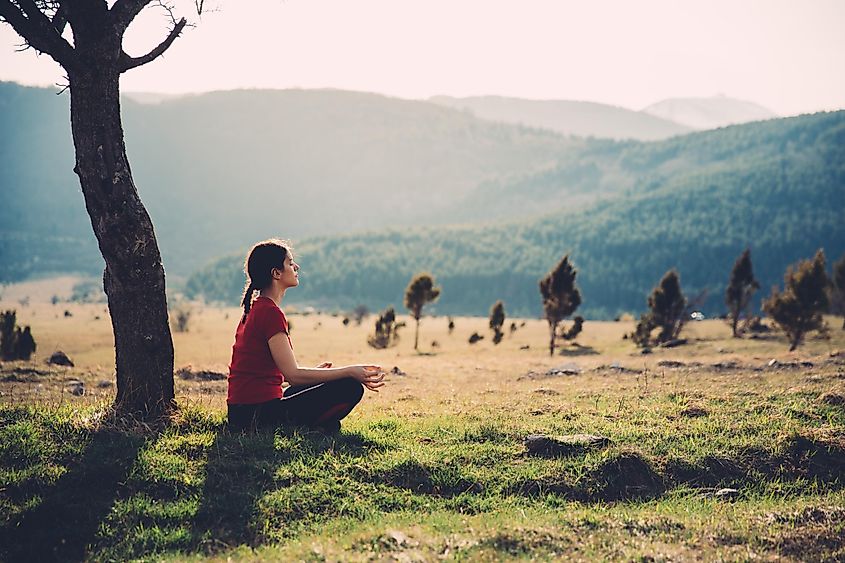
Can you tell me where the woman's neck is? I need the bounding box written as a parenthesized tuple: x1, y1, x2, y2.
(259, 287, 286, 306)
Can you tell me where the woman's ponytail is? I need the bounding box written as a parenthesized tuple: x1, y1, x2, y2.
(240, 280, 256, 323)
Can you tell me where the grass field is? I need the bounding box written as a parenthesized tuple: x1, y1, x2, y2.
(1, 285, 844, 561)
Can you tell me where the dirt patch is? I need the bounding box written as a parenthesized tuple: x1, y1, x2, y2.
(758, 508, 845, 561)
(176, 366, 226, 381)
(592, 450, 664, 500)
(663, 455, 746, 488)
(621, 517, 685, 536)
(783, 433, 845, 481)
(524, 434, 611, 457)
(479, 529, 569, 557)
(369, 459, 479, 497)
(819, 392, 845, 406)
(678, 404, 709, 417)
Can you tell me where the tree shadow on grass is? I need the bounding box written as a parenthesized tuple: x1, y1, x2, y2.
(189, 426, 386, 554)
(0, 429, 146, 563)
(558, 344, 600, 357)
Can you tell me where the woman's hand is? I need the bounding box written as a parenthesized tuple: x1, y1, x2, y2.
(349, 365, 385, 392)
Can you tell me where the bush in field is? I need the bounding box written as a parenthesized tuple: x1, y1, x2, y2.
(404, 273, 441, 351)
(489, 301, 505, 345)
(171, 305, 192, 333)
(447, 317, 455, 335)
(829, 252, 845, 330)
(367, 307, 400, 349)
(725, 248, 760, 337)
(1, 310, 36, 361)
(763, 249, 829, 351)
(539, 255, 581, 356)
(560, 316, 584, 341)
(352, 305, 369, 326)
(0, 310, 15, 360)
(633, 270, 687, 347)
(69, 280, 106, 303)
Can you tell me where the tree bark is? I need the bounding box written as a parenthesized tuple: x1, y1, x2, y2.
(548, 321, 557, 356)
(67, 52, 175, 418)
(414, 318, 420, 351)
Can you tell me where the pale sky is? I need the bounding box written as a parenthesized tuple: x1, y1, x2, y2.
(1, 0, 844, 115)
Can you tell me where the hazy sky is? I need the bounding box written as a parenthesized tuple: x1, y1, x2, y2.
(1, 0, 844, 115)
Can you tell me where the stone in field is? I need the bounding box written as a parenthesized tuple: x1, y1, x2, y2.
(657, 360, 686, 368)
(67, 380, 84, 396)
(715, 487, 740, 500)
(546, 363, 581, 376)
(524, 433, 611, 457)
(48, 351, 74, 367)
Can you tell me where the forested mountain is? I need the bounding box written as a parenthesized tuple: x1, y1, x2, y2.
(642, 96, 777, 130)
(186, 111, 845, 319)
(2, 81, 842, 320)
(0, 82, 579, 280)
(429, 95, 691, 140)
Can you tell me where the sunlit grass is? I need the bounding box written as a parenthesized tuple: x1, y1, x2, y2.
(1, 296, 844, 560)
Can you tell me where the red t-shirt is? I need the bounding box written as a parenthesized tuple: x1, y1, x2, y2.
(227, 296, 292, 404)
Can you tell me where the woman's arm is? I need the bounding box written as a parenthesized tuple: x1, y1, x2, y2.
(268, 332, 385, 390)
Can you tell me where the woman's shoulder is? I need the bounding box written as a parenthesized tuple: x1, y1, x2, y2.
(253, 297, 287, 325)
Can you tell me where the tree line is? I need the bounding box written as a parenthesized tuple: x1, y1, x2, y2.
(361, 249, 845, 354)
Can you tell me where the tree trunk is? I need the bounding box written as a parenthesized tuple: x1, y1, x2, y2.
(731, 314, 739, 338)
(414, 318, 420, 351)
(548, 321, 557, 356)
(67, 61, 175, 418)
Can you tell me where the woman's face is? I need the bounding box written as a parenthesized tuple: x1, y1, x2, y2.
(276, 254, 299, 288)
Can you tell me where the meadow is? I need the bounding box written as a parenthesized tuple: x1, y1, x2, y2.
(1, 280, 844, 561)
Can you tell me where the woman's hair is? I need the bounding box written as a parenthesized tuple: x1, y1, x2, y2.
(240, 238, 293, 322)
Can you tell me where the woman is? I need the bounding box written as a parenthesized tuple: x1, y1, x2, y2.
(227, 239, 385, 432)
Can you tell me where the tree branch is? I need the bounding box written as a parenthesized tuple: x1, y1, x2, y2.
(51, 1, 67, 34)
(0, 0, 75, 66)
(110, 0, 152, 34)
(118, 16, 185, 72)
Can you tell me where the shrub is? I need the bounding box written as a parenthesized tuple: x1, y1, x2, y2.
(539, 255, 581, 356)
(404, 273, 441, 351)
(367, 307, 400, 349)
(489, 301, 505, 345)
(725, 248, 760, 337)
(763, 250, 829, 351)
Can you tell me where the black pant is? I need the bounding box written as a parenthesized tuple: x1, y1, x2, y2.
(228, 377, 364, 432)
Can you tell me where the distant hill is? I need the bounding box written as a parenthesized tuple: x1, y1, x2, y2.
(186, 111, 845, 319)
(122, 91, 184, 104)
(0, 82, 579, 281)
(429, 95, 691, 140)
(642, 96, 777, 130)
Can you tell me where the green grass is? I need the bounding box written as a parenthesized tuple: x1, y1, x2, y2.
(1, 382, 844, 561)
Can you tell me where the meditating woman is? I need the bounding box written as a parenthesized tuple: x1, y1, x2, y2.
(227, 239, 384, 432)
